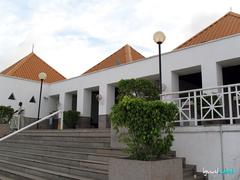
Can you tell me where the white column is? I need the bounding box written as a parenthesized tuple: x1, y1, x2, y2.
(202, 62, 222, 88)
(76, 88, 92, 128)
(99, 84, 115, 128)
(58, 92, 73, 112)
(58, 93, 65, 130)
(216, 63, 223, 86)
(77, 88, 91, 117)
(99, 84, 115, 115)
(171, 72, 179, 92)
(64, 93, 72, 111)
(77, 89, 83, 114)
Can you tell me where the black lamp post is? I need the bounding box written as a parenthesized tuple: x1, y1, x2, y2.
(37, 72, 47, 129)
(153, 31, 166, 98)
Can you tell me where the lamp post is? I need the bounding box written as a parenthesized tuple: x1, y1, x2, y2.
(37, 72, 47, 129)
(153, 31, 166, 98)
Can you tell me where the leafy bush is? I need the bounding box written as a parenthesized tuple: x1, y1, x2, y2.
(110, 96, 178, 161)
(63, 110, 80, 128)
(117, 79, 159, 101)
(0, 106, 14, 124)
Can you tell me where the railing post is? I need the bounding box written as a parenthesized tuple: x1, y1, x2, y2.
(194, 91, 198, 126)
(60, 111, 63, 130)
(17, 116, 20, 130)
(228, 86, 233, 124)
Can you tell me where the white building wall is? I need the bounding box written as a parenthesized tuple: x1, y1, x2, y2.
(2, 34, 240, 119)
(0, 75, 51, 118)
(173, 125, 240, 180)
(47, 34, 240, 117)
(163, 34, 240, 91)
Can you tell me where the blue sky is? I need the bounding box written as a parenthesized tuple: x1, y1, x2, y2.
(0, 0, 240, 78)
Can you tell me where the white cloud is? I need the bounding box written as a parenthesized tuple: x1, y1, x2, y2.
(0, 0, 240, 78)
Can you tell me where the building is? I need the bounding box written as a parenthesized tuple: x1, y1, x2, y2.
(1, 12, 240, 180)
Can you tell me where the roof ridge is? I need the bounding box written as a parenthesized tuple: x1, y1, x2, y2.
(83, 44, 133, 74)
(175, 11, 240, 50)
(124, 44, 132, 63)
(32, 53, 66, 79)
(228, 11, 240, 18)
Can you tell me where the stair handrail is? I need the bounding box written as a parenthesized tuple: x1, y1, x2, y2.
(0, 110, 62, 142)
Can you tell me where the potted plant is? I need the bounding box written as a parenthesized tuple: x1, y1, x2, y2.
(63, 110, 80, 129)
(0, 105, 14, 137)
(109, 79, 182, 180)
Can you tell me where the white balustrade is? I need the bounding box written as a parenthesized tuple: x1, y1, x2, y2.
(161, 83, 240, 126)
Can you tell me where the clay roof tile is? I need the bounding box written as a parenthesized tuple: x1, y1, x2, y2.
(0, 52, 65, 83)
(83, 44, 145, 74)
(175, 12, 240, 50)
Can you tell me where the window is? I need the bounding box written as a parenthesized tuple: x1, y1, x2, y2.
(29, 96, 36, 103)
(8, 93, 15, 100)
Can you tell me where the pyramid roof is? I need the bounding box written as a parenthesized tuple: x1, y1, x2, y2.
(84, 44, 145, 74)
(176, 12, 240, 49)
(1, 52, 66, 83)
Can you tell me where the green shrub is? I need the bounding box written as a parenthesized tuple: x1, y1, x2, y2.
(63, 110, 80, 128)
(110, 96, 178, 161)
(117, 79, 159, 101)
(0, 106, 14, 124)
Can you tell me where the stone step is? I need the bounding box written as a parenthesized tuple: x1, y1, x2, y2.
(183, 165, 207, 180)
(0, 175, 13, 180)
(24, 129, 110, 133)
(184, 175, 207, 180)
(0, 166, 45, 180)
(19, 132, 110, 137)
(0, 141, 122, 155)
(12, 135, 110, 143)
(194, 172, 208, 180)
(0, 149, 108, 171)
(183, 165, 195, 177)
(0, 145, 126, 162)
(0, 153, 108, 179)
(5, 139, 110, 148)
(20, 129, 110, 137)
(0, 159, 97, 180)
(0, 129, 207, 180)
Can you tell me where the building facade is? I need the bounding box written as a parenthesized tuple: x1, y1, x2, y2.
(1, 12, 240, 180)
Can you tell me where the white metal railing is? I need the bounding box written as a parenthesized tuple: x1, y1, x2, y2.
(0, 110, 62, 142)
(161, 83, 240, 126)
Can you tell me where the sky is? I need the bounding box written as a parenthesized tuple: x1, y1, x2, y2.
(0, 0, 240, 78)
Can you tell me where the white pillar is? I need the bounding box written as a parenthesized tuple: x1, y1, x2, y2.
(202, 62, 222, 88)
(58, 93, 65, 129)
(58, 92, 73, 112)
(76, 88, 91, 128)
(76, 88, 92, 116)
(64, 93, 72, 111)
(77, 89, 83, 114)
(84, 89, 92, 117)
(171, 72, 179, 92)
(99, 84, 115, 128)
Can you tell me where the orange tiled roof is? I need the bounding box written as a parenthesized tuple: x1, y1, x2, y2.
(176, 12, 240, 50)
(83, 44, 145, 74)
(1, 52, 66, 83)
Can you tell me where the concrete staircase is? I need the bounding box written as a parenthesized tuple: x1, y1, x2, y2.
(0, 129, 207, 180)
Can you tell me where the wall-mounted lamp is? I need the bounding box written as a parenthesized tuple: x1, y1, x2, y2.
(96, 94, 102, 101)
(162, 83, 167, 92)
